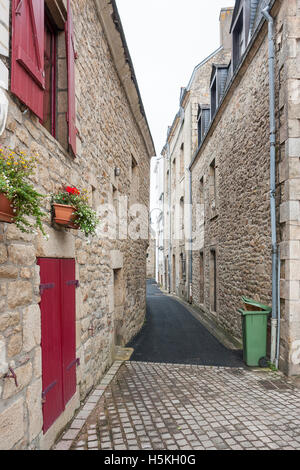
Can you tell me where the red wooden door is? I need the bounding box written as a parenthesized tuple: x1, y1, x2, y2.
(38, 258, 77, 434)
(61, 259, 77, 406)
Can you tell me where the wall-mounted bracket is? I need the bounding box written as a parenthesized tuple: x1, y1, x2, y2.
(3, 367, 18, 387)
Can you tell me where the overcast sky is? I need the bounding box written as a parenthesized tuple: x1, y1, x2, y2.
(115, 0, 235, 157)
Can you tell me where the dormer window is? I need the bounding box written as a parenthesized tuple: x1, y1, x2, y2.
(210, 73, 217, 119)
(197, 105, 210, 146)
(210, 65, 229, 119)
(233, 10, 244, 70)
(230, 0, 252, 72)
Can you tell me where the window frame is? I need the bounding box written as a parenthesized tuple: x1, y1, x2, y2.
(231, 0, 251, 72)
(43, 13, 57, 138)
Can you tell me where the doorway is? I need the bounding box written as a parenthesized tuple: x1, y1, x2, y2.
(113, 268, 125, 346)
(38, 258, 77, 433)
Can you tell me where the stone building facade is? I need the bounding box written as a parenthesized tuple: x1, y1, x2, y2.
(160, 8, 233, 299)
(189, 0, 300, 376)
(0, 0, 154, 450)
(160, 0, 300, 376)
(152, 156, 164, 286)
(146, 230, 156, 279)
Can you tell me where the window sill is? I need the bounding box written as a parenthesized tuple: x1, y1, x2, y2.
(209, 209, 218, 220)
(37, 117, 75, 161)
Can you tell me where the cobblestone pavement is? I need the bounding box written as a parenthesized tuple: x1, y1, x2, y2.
(54, 361, 300, 451)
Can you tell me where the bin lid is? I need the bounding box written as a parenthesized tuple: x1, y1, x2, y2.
(238, 308, 270, 316)
(241, 296, 272, 313)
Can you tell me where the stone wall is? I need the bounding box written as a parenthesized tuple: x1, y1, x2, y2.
(191, 22, 272, 342)
(191, 0, 300, 376)
(277, 0, 300, 375)
(0, 0, 152, 449)
(162, 46, 231, 301)
(146, 237, 156, 279)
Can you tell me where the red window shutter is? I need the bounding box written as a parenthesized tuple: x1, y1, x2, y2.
(38, 258, 64, 434)
(60, 259, 77, 406)
(11, 0, 45, 120)
(65, 0, 77, 156)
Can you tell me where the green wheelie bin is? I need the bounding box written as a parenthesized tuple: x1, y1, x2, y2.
(239, 297, 272, 367)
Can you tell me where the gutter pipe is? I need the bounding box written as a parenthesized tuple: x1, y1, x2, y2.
(276, 245, 281, 369)
(261, 5, 279, 366)
(188, 168, 193, 303)
(167, 143, 172, 294)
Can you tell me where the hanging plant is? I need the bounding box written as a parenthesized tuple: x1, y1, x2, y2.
(52, 186, 99, 236)
(0, 147, 46, 235)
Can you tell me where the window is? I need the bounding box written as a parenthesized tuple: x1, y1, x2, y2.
(209, 159, 217, 216)
(11, 0, 77, 155)
(166, 170, 170, 201)
(180, 143, 184, 179)
(43, 15, 57, 137)
(232, 10, 244, 71)
(113, 185, 119, 239)
(210, 249, 217, 312)
(180, 196, 184, 241)
(199, 176, 204, 223)
(199, 251, 204, 304)
(210, 66, 229, 119)
(197, 109, 202, 147)
(210, 73, 217, 118)
(199, 177, 204, 205)
(172, 158, 176, 187)
(130, 156, 139, 204)
(197, 106, 210, 147)
(180, 252, 186, 281)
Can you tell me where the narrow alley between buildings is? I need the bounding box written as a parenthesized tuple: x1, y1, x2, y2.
(54, 281, 300, 451)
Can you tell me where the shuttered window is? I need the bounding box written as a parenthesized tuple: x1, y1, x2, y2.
(38, 258, 77, 433)
(43, 15, 57, 137)
(11, 0, 45, 120)
(11, 0, 77, 156)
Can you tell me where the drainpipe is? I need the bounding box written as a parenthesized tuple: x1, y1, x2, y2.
(188, 168, 193, 303)
(262, 5, 278, 366)
(276, 245, 281, 369)
(167, 143, 172, 293)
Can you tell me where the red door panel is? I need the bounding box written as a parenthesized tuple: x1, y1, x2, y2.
(61, 259, 76, 406)
(38, 258, 77, 434)
(38, 258, 64, 433)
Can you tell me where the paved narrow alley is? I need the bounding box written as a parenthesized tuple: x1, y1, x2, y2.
(128, 280, 243, 367)
(53, 281, 300, 451)
(54, 361, 300, 450)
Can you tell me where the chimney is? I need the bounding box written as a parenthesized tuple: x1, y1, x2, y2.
(219, 7, 234, 51)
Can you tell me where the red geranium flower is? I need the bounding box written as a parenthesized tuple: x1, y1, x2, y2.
(65, 186, 80, 195)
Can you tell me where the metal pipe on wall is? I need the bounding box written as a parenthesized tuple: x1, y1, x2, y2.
(167, 143, 172, 294)
(188, 168, 193, 303)
(262, 5, 279, 366)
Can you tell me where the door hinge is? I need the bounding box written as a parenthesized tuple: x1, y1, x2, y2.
(66, 280, 80, 288)
(15, 0, 23, 15)
(42, 380, 57, 404)
(66, 358, 80, 371)
(40, 283, 55, 295)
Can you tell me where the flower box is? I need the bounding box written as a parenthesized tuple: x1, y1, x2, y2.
(52, 187, 98, 236)
(0, 148, 46, 235)
(0, 192, 15, 223)
(53, 203, 78, 229)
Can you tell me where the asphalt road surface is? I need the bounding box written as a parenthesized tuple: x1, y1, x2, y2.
(127, 280, 243, 367)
